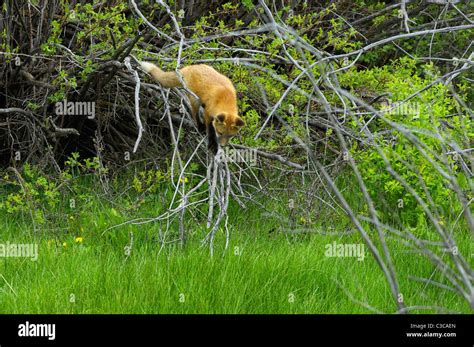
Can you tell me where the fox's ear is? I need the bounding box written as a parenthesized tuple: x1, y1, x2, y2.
(215, 114, 226, 123)
(234, 117, 245, 128)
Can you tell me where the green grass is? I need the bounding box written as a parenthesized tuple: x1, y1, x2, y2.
(0, 171, 472, 314)
(1, 221, 472, 313)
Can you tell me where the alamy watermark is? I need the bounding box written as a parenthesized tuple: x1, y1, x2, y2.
(216, 147, 257, 165)
(18, 321, 55, 340)
(0, 242, 38, 261)
(55, 99, 95, 119)
(381, 100, 420, 118)
(325, 241, 365, 261)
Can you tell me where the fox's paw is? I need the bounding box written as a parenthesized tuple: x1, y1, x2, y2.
(208, 138, 219, 155)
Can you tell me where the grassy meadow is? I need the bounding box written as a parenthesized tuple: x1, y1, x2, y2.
(0, 170, 471, 314)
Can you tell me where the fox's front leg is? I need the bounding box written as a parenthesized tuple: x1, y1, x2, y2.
(189, 95, 206, 133)
(206, 117, 219, 155)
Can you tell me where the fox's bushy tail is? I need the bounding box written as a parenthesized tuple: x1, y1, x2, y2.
(140, 62, 181, 88)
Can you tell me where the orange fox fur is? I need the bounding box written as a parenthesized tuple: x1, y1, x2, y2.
(140, 62, 244, 152)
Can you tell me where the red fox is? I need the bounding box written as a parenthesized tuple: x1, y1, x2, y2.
(140, 62, 244, 153)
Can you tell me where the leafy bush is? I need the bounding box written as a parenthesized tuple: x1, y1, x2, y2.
(340, 57, 471, 226)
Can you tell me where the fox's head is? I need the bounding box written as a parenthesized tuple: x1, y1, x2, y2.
(213, 113, 245, 146)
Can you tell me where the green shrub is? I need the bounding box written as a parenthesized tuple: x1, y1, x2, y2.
(339, 58, 471, 226)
